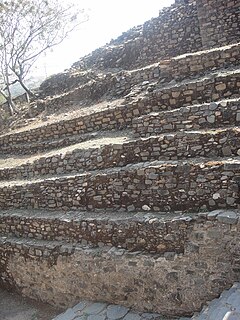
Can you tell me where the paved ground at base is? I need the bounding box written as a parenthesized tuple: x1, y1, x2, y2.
(192, 283, 240, 320)
(0, 288, 61, 320)
(52, 283, 240, 320)
(2, 283, 240, 320)
(52, 300, 190, 320)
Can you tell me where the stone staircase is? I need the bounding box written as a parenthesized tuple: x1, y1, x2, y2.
(0, 1, 240, 319)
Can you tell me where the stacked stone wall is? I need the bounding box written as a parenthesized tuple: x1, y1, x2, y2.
(2, 71, 240, 154)
(0, 211, 193, 253)
(114, 43, 240, 96)
(0, 160, 239, 212)
(39, 70, 99, 98)
(73, 1, 202, 71)
(0, 0, 240, 316)
(0, 211, 240, 316)
(0, 128, 239, 181)
(39, 43, 240, 103)
(196, 0, 240, 49)
(133, 101, 240, 137)
(69, 0, 240, 73)
(38, 0, 240, 100)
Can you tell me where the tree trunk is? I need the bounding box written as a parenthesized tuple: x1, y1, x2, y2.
(18, 77, 35, 101)
(1, 95, 17, 116)
(1, 88, 18, 116)
(6, 96, 17, 116)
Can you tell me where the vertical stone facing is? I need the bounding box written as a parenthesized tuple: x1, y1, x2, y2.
(0, 160, 239, 212)
(1, 71, 240, 154)
(73, 1, 202, 71)
(1, 211, 240, 316)
(196, 0, 240, 49)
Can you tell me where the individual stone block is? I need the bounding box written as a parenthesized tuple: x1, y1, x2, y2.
(106, 305, 130, 320)
(217, 211, 239, 224)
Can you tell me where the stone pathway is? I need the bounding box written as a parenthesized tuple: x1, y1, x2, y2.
(51, 301, 184, 320)
(52, 283, 240, 320)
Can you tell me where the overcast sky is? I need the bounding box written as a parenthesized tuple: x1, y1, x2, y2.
(35, 0, 174, 78)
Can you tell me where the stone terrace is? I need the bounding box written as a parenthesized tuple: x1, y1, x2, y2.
(0, 0, 240, 319)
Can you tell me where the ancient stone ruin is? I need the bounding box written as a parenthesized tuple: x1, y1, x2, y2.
(0, 0, 240, 318)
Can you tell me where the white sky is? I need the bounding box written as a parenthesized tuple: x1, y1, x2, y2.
(35, 0, 174, 78)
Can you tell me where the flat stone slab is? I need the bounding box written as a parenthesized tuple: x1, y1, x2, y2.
(53, 283, 240, 320)
(192, 282, 240, 320)
(217, 211, 238, 224)
(52, 301, 179, 320)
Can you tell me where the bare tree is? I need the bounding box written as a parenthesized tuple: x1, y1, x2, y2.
(0, 0, 87, 115)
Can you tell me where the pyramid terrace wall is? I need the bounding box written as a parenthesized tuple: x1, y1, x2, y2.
(197, 0, 240, 49)
(0, 211, 196, 253)
(2, 67, 240, 155)
(133, 100, 240, 136)
(0, 211, 240, 316)
(37, 46, 240, 115)
(0, 128, 239, 181)
(39, 42, 240, 99)
(73, 1, 202, 71)
(0, 160, 239, 212)
(0, 0, 240, 317)
(69, 0, 239, 73)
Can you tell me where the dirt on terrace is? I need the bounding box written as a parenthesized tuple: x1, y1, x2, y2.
(0, 92, 125, 137)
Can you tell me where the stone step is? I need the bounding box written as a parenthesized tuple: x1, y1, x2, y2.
(0, 131, 99, 155)
(0, 209, 195, 252)
(191, 283, 240, 320)
(0, 209, 239, 254)
(39, 69, 101, 99)
(117, 42, 240, 96)
(1, 68, 239, 153)
(131, 67, 240, 111)
(166, 42, 240, 81)
(41, 42, 240, 104)
(0, 127, 239, 180)
(3, 96, 240, 156)
(133, 99, 240, 137)
(0, 234, 194, 315)
(40, 66, 240, 128)
(0, 158, 239, 212)
(71, 0, 239, 72)
(0, 218, 240, 318)
(71, 0, 200, 72)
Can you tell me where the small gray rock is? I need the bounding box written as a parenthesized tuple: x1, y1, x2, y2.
(123, 312, 142, 320)
(84, 302, 107, 315)
(206, 115, 215, 123)
(53, 309, 76, 320)
(207, 210, 223, 220)
(217, 211, 238, 224)
(223, 311, 240, 320)
(107, 304, 129, 320)
(88, 313, 106, 320)
(209, 102, 218, 110)
(72, 301, 90, 312)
